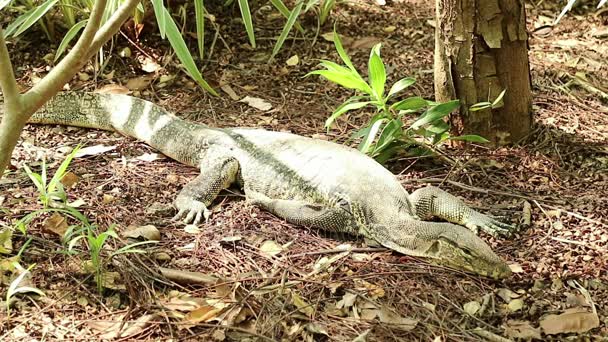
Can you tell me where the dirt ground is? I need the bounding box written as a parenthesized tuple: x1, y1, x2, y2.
(1, 0, 607, 340)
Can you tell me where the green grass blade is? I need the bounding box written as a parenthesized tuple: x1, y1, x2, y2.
(325, 101, 370, 129)
(0, 0, 11, 11)
(48, 146, 80, 195)
(270, 0, 304, 60)
(13, 0, 59, 37)
(368, 44, 386, 99)
(194, 0, 205, 59)
(388, 77, 415, 98)
(411, 100, 459, 129)
(307, 70, 372, 94)
(360, 118, 386, 154)
(55, 20, 88, 61)
(150, 0, 167, 39)
(3, 9, 31, 37)
(161, 7, 218, 95)
(237, 0, 256, 48)
(332, 27, 356, 73)
(269, 0, 304, 33)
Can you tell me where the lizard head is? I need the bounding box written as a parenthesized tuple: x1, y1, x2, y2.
(425, 232, 512, 279)
(368, 222, 511, 279)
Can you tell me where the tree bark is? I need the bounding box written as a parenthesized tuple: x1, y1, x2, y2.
(434, 0, 532, 145)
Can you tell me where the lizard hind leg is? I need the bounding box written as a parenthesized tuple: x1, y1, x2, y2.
(245, 190, 359, 234)
(173, 157, 239, 225)
(409, 186, 516, 238)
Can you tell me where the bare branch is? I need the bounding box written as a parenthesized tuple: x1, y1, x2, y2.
(21, 0, 110, 115)
(0, 25, 22, 110)
(87, 0, 142, 60)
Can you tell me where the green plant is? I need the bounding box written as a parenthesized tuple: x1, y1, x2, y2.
(67, 224, 155, 294)
(22, 146, 80, 208)
(304, 0, 336, 25)
(469, 89, 506, 112)
(308, 29, 488, 163)
(6, 262, 45, 317)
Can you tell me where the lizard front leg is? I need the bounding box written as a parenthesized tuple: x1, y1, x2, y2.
(173, 157, 239, 224)
(409, 186, 515, 238)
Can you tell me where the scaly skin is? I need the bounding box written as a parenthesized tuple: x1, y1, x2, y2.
(24, 92, 516, 279)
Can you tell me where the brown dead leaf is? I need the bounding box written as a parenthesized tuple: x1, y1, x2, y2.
(221, 84, 240, 101)
(349, 37, 382, 50)
(291, 291, 315, 318)
(60, 171, 79, 188)
(503, 320, 541, 340)
(185, 305, 223, 324)
(123, 225, 161, 241)
(88, 313, 158, 339)
(239, 96, 272, 111)
(540, 308, 600, 335)
(43, 213, 68, 237)
(377, 306, 418, 330)
(95, 84, 130, 94)
(126, 75, 154, 90)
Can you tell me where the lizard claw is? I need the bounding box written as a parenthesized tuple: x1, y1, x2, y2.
(465, 213, 516, 238)
(172, 197, 211, 225)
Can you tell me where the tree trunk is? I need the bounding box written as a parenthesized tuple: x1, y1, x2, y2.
(434, 0, 532, 145)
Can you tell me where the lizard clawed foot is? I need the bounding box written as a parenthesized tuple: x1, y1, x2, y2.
(172, 197, 211, 225)
(465, 213, 516, 238)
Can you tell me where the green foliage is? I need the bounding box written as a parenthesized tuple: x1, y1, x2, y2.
(469, 89, 506, 112)
(6, 262, 45, 317)
(22, 146, 80, 209)
(308, 29, 489, 163)
(66, 224, 155, 294)
(3, 0, 340, 94)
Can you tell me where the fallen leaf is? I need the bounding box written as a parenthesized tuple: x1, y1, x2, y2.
(377, 306, 418, 330)
(463, 301, 481, 316)
(259, 240, 283, 257)
(95, 84, 130, 94)
(123, 225, 161, 241)
(67, 198, 86, 208)
(503, 320, 541, 340)
(336, 292, 357, 309)
(509, 263, 524, 273)
(507, 299, 524, 312)
(135, 153, 163, 162)
(60, 171, 79, 188)
(286, 55, 299, 66)
(291, 291, 314, 317)
(75, 145, 117, 157)
(0, 229, 13, 254)
(540, 308, 600, 335)
(184, 225, 200, 234)
(101, 272, 126, 290)
(139, 56, 161, 73)
(497, 288, 520, 302)
(43, 213, 69, 237)
(305, 322, 328, 335)
(89, 313, 158, 339)
(126, 75, 154, 90)
(239, 96, 272, 111)
(185, 305, 223, 323)
(352, 329, 371, 342)
(383, 25, 396, 33)
(350, 37, 381, 50)
(221, 84, 240, 101)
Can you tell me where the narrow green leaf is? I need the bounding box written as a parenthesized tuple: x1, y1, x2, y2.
(332, 27, 357, 73)
(319, 0, 335, 24)
(55, 20, 88, 62)
(3, 9, 31, 37)
(469, 102, 492, 112)
(391, 96, 428, 111)
(23, 165, 45, 193)
(161, 8, 217, 95)
(368, 43, 386, 99)
(316, 60, 352, 74)
(325, 101, 370, 128)
(426, 121, 449, 134)
(269, 0, 304, 33)
(194, 0, 205, 60)
(411, 100, 459, 129)
(48, 146, 80, 196)
(307, 70, 372, 94)
(270, 1, 303, 60)
(388, 77, 415, 98)
(360, 119, 386, 154)
(449, 135, 490, 143)
(150, 0, 167, 38)
(238, 0, 256, 48)
(491, 88, 507, 108)
(13, 0, 59, 37)
(375, 118, 403, 151)
(1, 0, 13, 11)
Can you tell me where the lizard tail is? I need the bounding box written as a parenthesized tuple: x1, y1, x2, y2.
(29, 92, 205, 167)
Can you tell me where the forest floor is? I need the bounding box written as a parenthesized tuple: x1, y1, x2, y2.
(1, 0, 607, 341)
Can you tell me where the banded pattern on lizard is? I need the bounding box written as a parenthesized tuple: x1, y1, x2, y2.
(26, 92, 516, 279)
